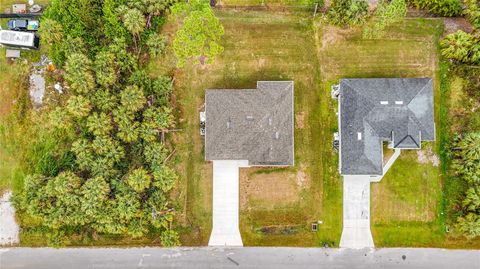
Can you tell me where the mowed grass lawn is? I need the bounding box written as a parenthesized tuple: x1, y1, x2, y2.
(168, 9, 454, 247)
(317, 18, 474, 247)
(166, 10, 340, 246)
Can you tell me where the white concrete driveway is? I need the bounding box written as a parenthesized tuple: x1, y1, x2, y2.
(340, 176, 374, 249)
(208, 160, 248, 246)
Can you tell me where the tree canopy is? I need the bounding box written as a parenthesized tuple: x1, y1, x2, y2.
(173, 0, 224, 67)
(452, 132, 480, 238)
(19, 0, 179, 247)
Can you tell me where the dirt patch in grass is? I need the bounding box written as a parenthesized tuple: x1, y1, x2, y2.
(295, 111, 306, 129)
(441, 17, 474, 35)
(295, 165, 309, 188)
(240, 169, 301, 209)
(319, 26, 351, 50)
(416, 146, 439, 167)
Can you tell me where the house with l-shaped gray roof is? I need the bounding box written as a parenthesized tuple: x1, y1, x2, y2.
(336, 78, 435, 249)
(204, 81, 294, 247)
(338, 78, 435, 176)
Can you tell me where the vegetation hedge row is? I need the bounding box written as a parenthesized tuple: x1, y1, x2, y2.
(407, 0, 462, 17)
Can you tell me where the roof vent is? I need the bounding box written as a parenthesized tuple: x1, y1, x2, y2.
(226, 119, 231, 129)
(357, 132, 362, 140)
(275, 131, 280, 139)
(246, 115, 254, 121)
(268, 117, 273, 126)
(395, 101, 403, 105)
(380, 101, 388, 105)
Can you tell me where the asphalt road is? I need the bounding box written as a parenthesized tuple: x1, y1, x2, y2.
(0, 247, 479, 269)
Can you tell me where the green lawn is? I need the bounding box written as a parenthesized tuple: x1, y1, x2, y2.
(167, 10, 341, 246)
(319, 18, 479, 248)
(168, 11, 476, 248)
(317, 18, 464, 247)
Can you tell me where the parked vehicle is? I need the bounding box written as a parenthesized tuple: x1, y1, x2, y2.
(0, 30, 39, 49)
(7, 19, 39, 31)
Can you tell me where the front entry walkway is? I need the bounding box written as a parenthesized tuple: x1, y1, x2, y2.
(208, 160, 248, 246)
(339, 175, 374, 249)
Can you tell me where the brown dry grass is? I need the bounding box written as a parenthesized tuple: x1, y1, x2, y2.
(239, 165, 310, 210)
(240, 169, 300, 209)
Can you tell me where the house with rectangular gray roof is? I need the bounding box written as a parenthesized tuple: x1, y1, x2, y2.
(338, 78, 435, 176)
(204, 81, 294, 247)
(205, 81, 294, 166)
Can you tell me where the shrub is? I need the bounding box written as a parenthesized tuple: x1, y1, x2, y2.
(146, 33, 168, 57)
(440, 31, 480, 65)
(363, 0, 407, 39)
(328, 0, 369, 27)
(465, 0, 480, 29)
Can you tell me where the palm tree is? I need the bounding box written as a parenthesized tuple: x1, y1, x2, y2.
(123, 8, 146, 51)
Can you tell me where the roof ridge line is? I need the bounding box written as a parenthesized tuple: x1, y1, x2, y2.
(406, 78, 431, 107)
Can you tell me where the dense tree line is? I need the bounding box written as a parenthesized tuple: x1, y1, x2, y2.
(407, 0, 462, 17)
(452, 133, 480, 238)
(438, 1, 480, 238)
(18, 0, 189, 246)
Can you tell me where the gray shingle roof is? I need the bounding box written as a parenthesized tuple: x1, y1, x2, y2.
(205, 81, 294, 166)
(339, 78, 435, 175)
